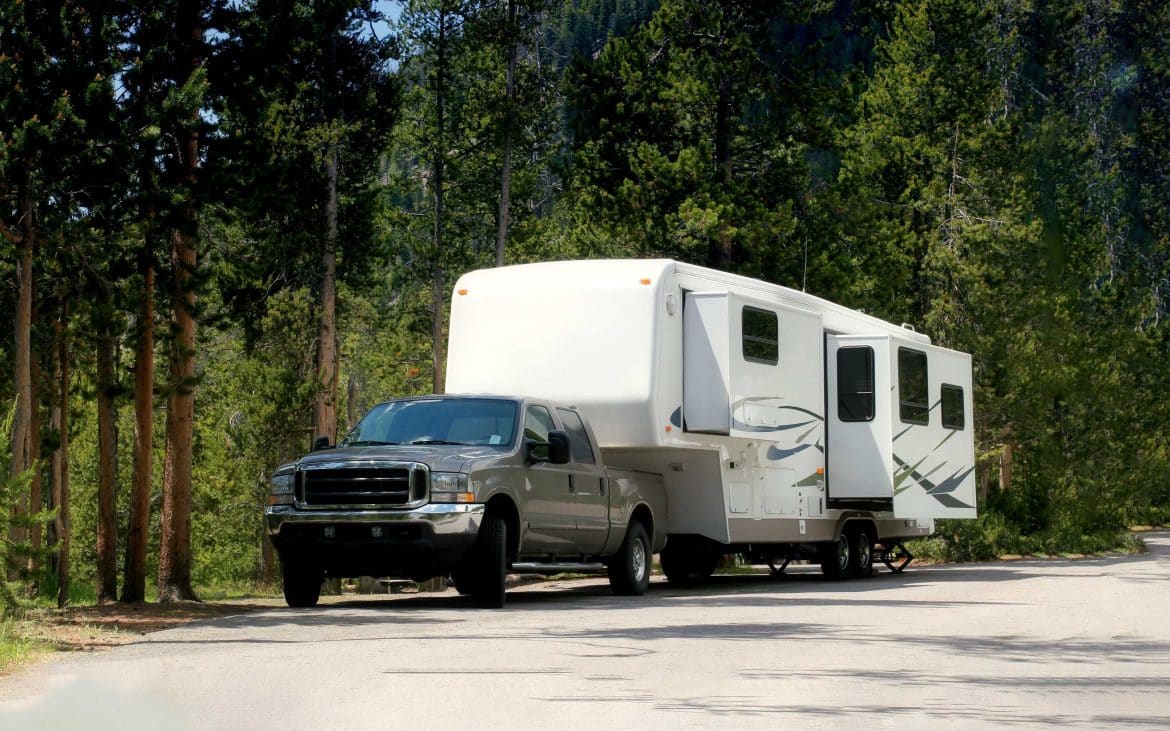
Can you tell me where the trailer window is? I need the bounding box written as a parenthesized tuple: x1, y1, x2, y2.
(898, 348, 929, 425)
(556, 409, 596, 464)
(742, 306, 778, 365)
(941, 384, 965, 430)
(524, 405, 557, 461)
(837, 346, 875, 422)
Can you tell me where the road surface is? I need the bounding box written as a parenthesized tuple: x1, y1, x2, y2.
(3, 533, 1169, 729)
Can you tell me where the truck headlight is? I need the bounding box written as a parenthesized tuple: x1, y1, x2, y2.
(267, 471, 295, 506)
(430, 472, 474, 503)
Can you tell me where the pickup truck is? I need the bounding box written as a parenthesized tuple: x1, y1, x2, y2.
(264, 394, 667, 608)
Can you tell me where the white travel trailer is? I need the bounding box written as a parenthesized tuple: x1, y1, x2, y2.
(446, 259, 976, 579)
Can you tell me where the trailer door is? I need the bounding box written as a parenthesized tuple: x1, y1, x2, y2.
(826, 335, 894, 503)
(683, 291, 732, 434)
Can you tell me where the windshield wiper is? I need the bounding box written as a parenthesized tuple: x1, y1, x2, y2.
(344, 440, 401, 447)
(409, 439, 470, 446)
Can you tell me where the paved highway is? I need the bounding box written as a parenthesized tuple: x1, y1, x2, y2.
(3, 533, 1169, 729)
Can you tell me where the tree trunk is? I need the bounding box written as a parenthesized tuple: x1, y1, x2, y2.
(122, 259, 154, 603)
(431, 9, 448, 394)
(1000, 440, 1015, 492)
(314, 144, 339, 445)
(28, 326, 42, 573)
(494, 0, 518, 269)
(95, 298, 119, 603)
(159, 222, 199, 602)
(711, 69, 734, 271)
(51, 309, 71, 608)
(8, 189, 34, 555)
(158, 0, 202, 603)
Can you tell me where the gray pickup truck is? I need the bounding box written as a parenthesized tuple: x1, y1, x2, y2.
(265, 394, 667, 607)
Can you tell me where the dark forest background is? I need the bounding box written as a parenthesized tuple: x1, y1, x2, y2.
(2, 0, 1168, 607)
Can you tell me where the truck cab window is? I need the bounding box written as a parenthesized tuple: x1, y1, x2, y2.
(898, 348, 929, 425)
(556, 409, 596, 464)
(524, 405, 557, 460)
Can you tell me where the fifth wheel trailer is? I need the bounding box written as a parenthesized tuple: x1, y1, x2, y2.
(445, 259, 976, 579)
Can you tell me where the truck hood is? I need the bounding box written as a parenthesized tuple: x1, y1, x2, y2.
(293, 444, 511, 473)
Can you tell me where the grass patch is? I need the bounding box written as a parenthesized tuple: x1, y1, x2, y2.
(0, 617, 50, 676)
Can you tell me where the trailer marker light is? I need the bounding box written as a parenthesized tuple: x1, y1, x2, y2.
(665, 425, 673, 432)
(816, 467, 825, 475)
(457, 289, 468, 296)
(640, 278, 651, 285)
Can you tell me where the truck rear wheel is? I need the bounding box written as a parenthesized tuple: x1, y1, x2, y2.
(471, 514, 507, 608)
(608, 521, 651, 596)
(281, 557, 323, 608)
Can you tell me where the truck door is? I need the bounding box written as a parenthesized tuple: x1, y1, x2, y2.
(523, 404, 578, 552)
(555, 408, 609, 555)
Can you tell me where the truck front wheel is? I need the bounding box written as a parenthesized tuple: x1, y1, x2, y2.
(471, 514, 507, 608)
(281, 557, 323, 608)
(608, 521, 651, 596)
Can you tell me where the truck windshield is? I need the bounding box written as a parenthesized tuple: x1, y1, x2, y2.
(341, 398, 519, 449)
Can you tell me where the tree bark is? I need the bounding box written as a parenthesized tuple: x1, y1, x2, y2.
(431, 8, 449, 394)
(314, 144, 340, 445)
(95, 297, 119, 603)
(122, 259, 154, 603)
(8, 188, 34, 555)
(28, 320, 42, 572)
(159, 221, 199, 602)
(494, 0, 518, 269)
(51, 309, 70, 608)
(158, 4, 203, 601)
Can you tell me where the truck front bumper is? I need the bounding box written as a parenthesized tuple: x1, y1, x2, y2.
(265, 503, 485, 577)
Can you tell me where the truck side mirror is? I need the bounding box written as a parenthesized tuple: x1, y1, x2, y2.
(312, 435, 332, 452)
(546, 430, 571, 464)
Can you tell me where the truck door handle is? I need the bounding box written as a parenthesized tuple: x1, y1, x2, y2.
(568, 475, 575, 493)
(599, 478, 606, 495)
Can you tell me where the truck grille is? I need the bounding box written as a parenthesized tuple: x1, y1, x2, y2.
(299, 465, 426, 508)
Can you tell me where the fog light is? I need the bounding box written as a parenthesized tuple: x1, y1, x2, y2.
(371, 526, 383, 538)
(324, 526, 336, 539)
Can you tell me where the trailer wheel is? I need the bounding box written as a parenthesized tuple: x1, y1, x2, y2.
(848, 527, 875, 578)
(819, 533, 851, 580)
(660, 539, 718, 584)
(608, 521, 651, 596)
(471, 514, 507, 608)
(281, 557, 323, 608)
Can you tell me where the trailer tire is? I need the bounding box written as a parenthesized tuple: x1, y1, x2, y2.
(608, 521, 651, 596)
(281, 557, 323, 608)
(819, 533, 851, 580)
(471, 514, 507, 608)
(451, 567, 474, 596)
(660, 539, 718, 584)
(848, 526, 875, 578)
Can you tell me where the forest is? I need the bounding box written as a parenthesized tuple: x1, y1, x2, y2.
(1, 0, 1168, 611)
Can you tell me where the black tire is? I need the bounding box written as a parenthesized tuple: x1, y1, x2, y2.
(660, 539, 718, 585)
(819, 533, 851, 580)
(282, 558, 323, 608)
(451, 568, 475, 596)
(848, 526, 875, 578)
(608, 521, 651, 596)
(471, 514, 507, 608)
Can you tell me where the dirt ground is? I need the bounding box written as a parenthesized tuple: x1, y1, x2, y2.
(20, 599, 274, 655)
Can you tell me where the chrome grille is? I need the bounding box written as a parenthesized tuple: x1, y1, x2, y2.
(299, 464, 426, 508)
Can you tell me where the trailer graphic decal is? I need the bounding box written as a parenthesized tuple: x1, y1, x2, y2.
(892, 454, 975, 509)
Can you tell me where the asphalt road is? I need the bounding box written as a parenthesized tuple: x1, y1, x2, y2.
(3, 533, 1169, 730)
